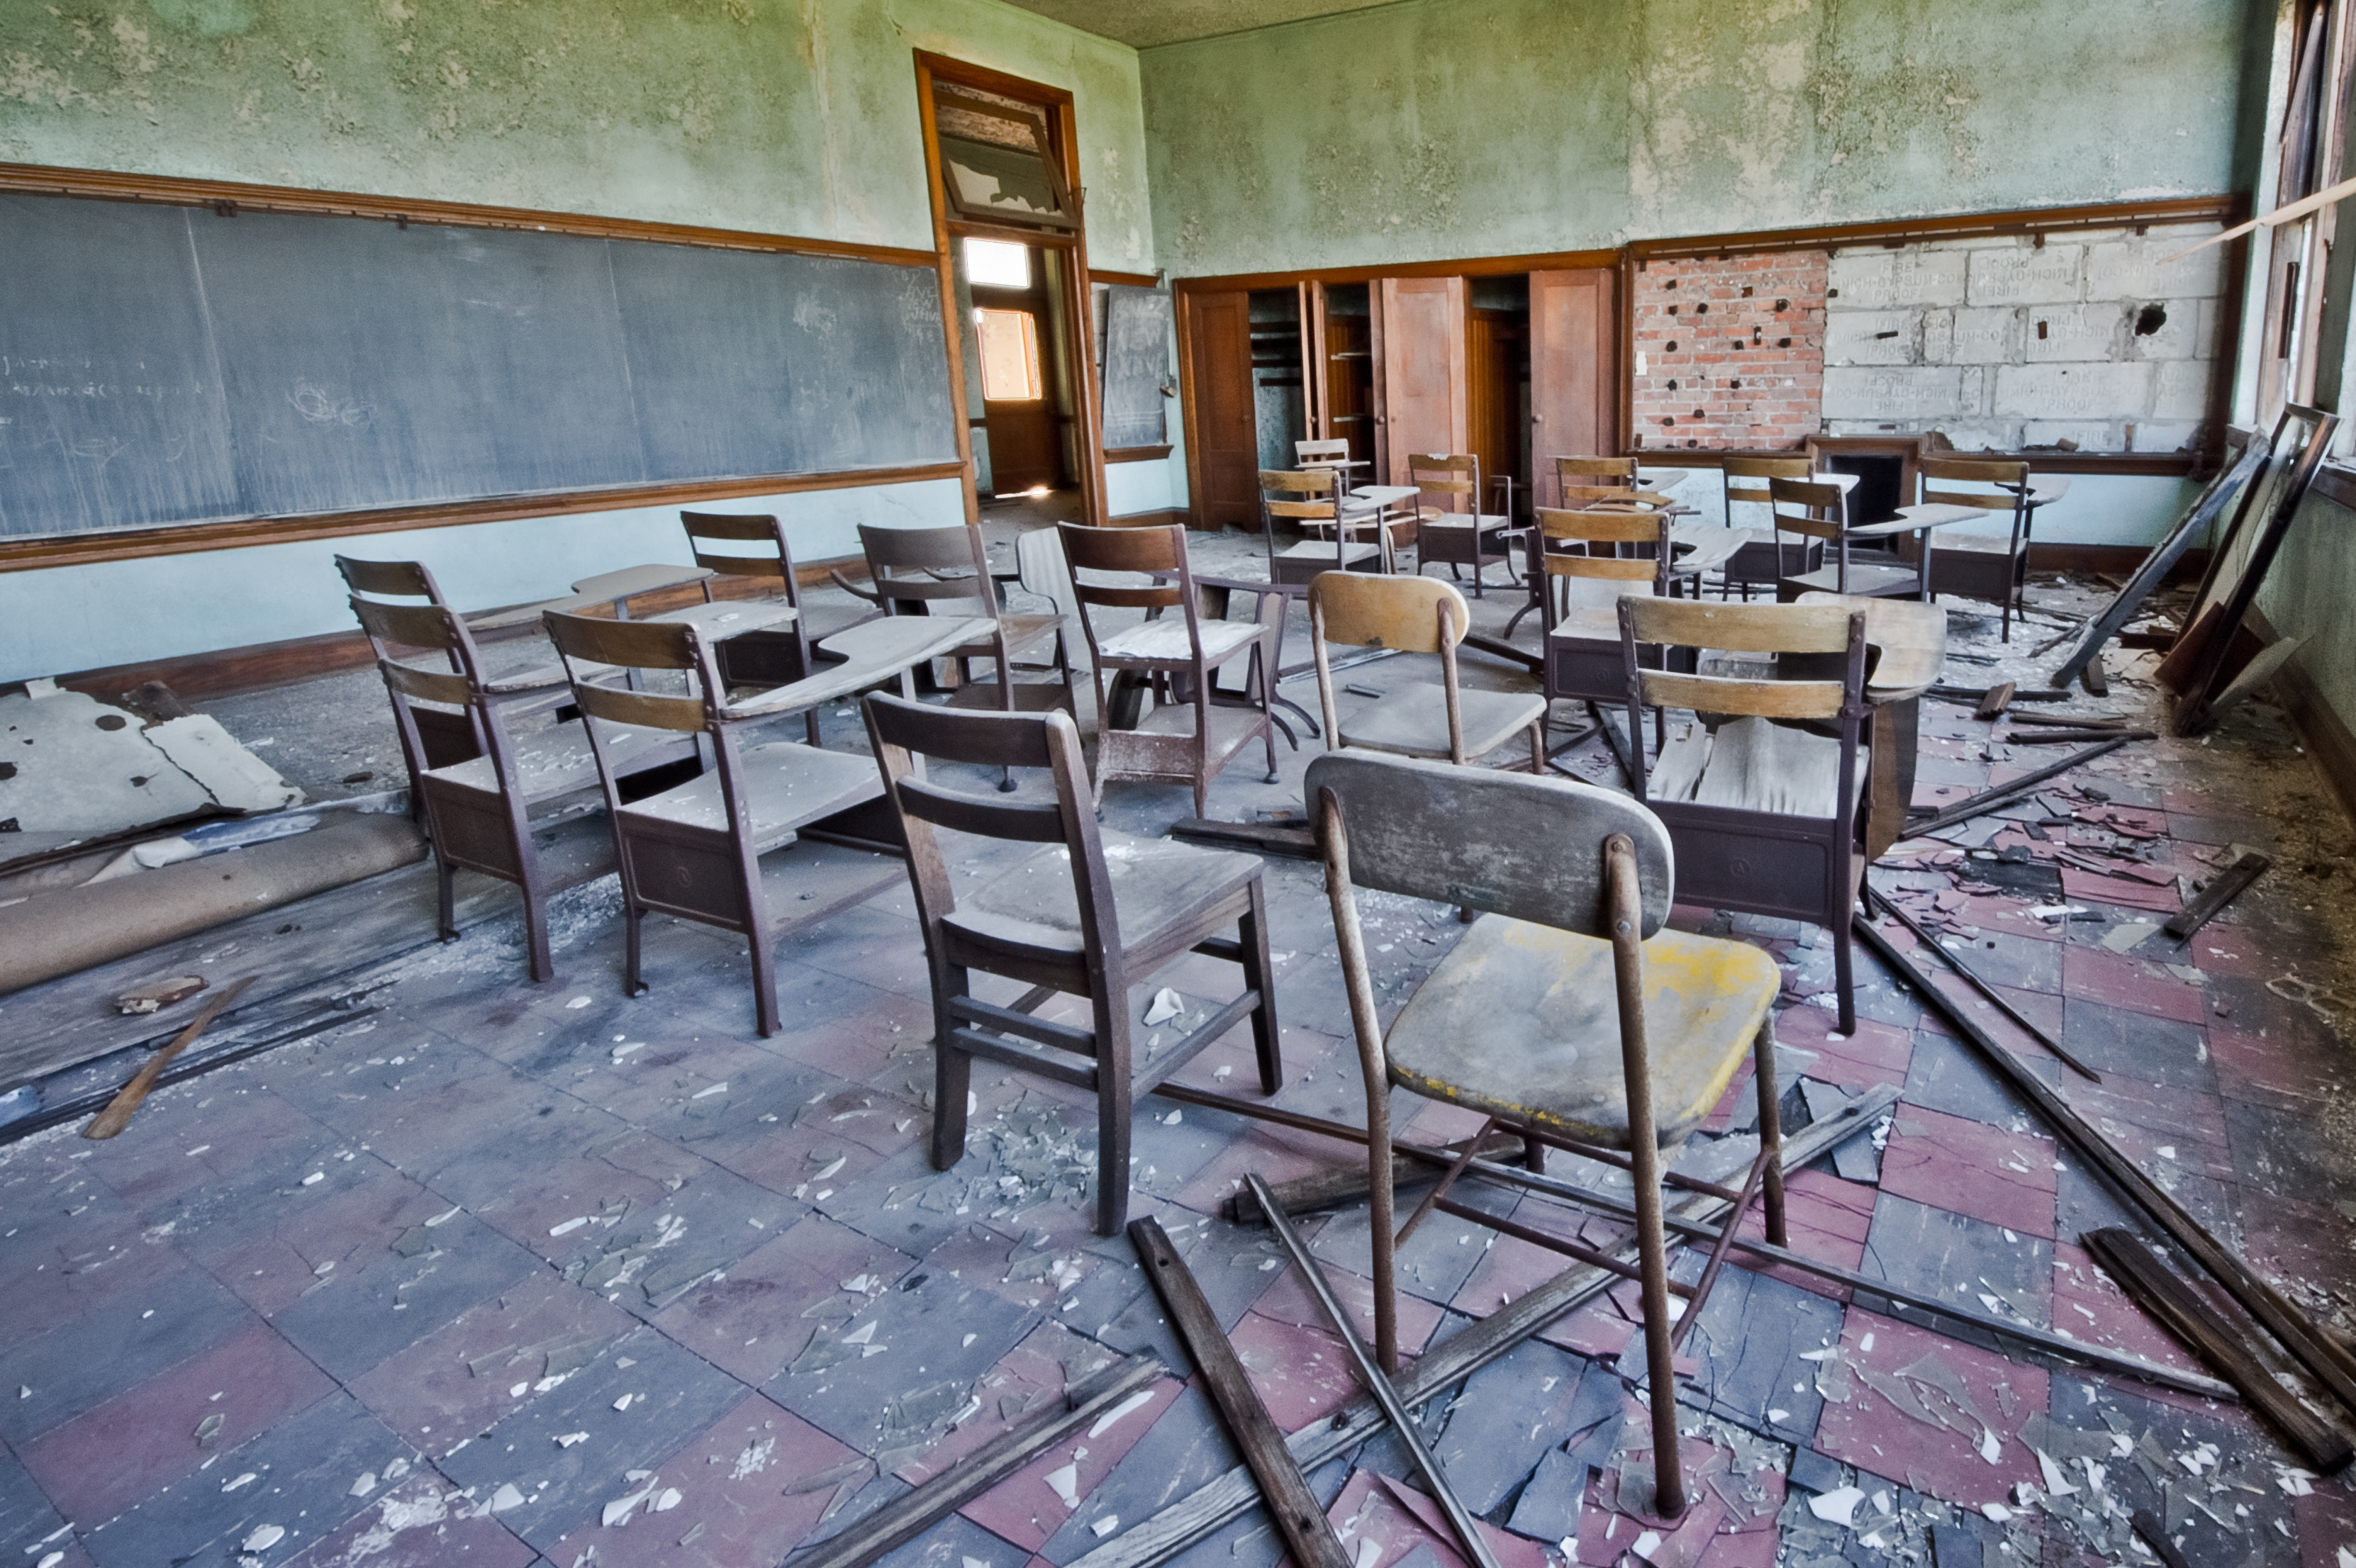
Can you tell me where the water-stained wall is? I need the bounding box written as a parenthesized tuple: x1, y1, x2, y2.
(1140, 0, 2250, 279)
(0, 0, 1156, 678)
(0, 0, 1154, 271)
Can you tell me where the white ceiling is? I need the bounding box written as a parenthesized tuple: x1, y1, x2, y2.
(993, 0, 1410, 50)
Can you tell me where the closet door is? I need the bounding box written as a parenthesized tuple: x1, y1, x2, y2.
(1184, 289, 1258, 530)
(1529, 268, 1619, 505)
(1376, 276, 1468, 483)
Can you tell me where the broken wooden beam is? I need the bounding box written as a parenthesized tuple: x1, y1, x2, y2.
(1166, 818, 1319, 860)
(2083, 1228, 2352, 1472)
(1061, 1091, 1904, 1568)
(1127, 1218, 1353, 1568)
(2005, 710, 2126, 728)
(2080, 651, 2110, 696)
(1928, 683, 2070, 705)
(1973, 681, 2016, 720)
(786, 1356, 1167, 1568)
(2165, 851, 2270, 941)
(2131, 1510, 2194, 1568)
(2004, 727, 2155, 746)
(1904, 738, 2132, 837)
(82, 975, 255, 1139)
(1853, 914, 2356, 1423)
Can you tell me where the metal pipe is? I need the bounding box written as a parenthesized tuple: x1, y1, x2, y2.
(1246, 1175, 1503, 1568)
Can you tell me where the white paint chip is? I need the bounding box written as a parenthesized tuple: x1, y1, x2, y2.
(1808, 1486, 1864, 1525)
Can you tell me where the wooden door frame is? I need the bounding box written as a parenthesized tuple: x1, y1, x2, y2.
(914, 50, 1106, 527)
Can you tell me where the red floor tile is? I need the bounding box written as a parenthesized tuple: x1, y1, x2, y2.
(1878, 1104, 2057, 1238)
(2060, 945, 2209, 1024)
(648, 1214, 917, 1387)
(959, 1371, 1182, 1551)
(1812, 1309, 2048, 1510)
(281, 1468, 535, 1567)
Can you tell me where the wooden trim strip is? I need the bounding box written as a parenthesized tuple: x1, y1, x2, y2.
(1105, 444, 1173, 462)
(0, 462, 965, 574)
(0, 161, 940, 267)
(1628, 194, 2238, 262)
(1176, 248, 1623, 292)
(1088, 268, 1161, 287)
(1621, 449, 2201, 477)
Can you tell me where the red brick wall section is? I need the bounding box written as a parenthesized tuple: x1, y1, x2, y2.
(1630, 251, 1828, 451)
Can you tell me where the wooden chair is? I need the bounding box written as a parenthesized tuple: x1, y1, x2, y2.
(1307, 573, 1546, 771)
(1533, 505, 1684, 774)
(1914, 458, 2034, 640)
(847, 522, 1074, 715)
(1406, 453, 1517, 596)
(1260, 467, 1389, 588)
(1307, 748, 1785, 1518)
(678, 510, 828, 744)
(1718, 457, 1816, 600)
(1619, 596, 1871, 1034)
(541, 610, 889, 1037)
(1768, 476, 1939, 603)
(1059, 522, 1280, 817)
(347, 593, 689, 983)
(862, 693, 1281, 1234)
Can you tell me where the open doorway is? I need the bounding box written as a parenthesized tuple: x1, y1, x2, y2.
(918, 55, 1102, 525)
(961, 236, 1071, 499)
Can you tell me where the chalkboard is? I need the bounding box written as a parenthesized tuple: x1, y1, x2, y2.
(0, 193, 957, 540)
(1100, 285, 1172, 450)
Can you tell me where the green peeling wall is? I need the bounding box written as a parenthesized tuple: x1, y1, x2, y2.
(1139, 0, 2250, 279)
(0, 0, 1156, 679)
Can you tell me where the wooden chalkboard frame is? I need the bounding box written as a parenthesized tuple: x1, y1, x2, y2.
(0, 162, 964, 574)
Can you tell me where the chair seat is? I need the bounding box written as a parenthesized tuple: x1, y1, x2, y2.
(618, 739, 879, 852)
(1779, 562, 1921, 599)
(1648, 716, 1865, 817)
(1341, 681, 1546, 761)
(432, 718, 682, 802)
(946, 828, 1259, 966)
(1385, 913, 1780, 1147)
(1095, 616, 1263, 665)
(1418, 511, 1512, 532)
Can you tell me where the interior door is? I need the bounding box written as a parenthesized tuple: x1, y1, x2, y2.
(1529, 268, 1619, 505)
(1187, 288, 1258, 529)
(973, 296, 1063, 493)
(1377, 276, 1468, 483)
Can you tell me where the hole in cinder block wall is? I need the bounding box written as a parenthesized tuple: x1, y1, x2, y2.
(2134, 303, 2168, 336)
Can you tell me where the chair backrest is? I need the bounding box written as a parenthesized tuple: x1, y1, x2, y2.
(337, 556, 449, 605)
(348, 595, 481, 708)
(1557, 485, 1673, 513)
(1722, 457, 1811, 522)
(1534, 507, 1671, 581)
(1767, 476, 1850, 543)
(541, 610, 718, 737)
(1407, 452, 1481, 515)
(1296, 437, 1353, 468)
(681, 510, 801, 590)
(1259, 466, 1342, 524)
(862, 694, 1116, 953)
(1618, 598, 1865, 723)
(1919, 457, 2030, 517)
(1305, 749, 1673, 938)
(859, 522, 1000, 615)
(1554, 455, 1638, 490)
(1308, 571, 1465, 655)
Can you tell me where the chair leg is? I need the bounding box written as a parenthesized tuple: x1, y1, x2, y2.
(804, 711, 822, 749)
(1528, 719, 1544, 775)
(435, 858, 458, 943)
(522, 881, 555, 985)
(1240, 878, 1283, 1094)
(624, 900, 648, 998)
(1094, 991, 1134, 1236)
(747, 917, 781, 1038)
(930, 964, 973, 1172)
(1629, 1140, 1687, 1521)
(1832, 907, 1858, 1036)
(1751, 1019, 1788, 1247)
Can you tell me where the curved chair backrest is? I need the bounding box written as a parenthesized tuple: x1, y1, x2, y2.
(1308, 571, 1465, 654)
(337, 555, 447, 605)
(541, 610, 718, 737)
(1919, 457, 2030, 520)
(859, 522, 1000, 614)
(1722, 456, 1810, 520)
(1767, 476, 1850, 542)
(1619, 598, 1863, 724)
(1305, 750, 1674, 939)
(681, 510, 800, 588)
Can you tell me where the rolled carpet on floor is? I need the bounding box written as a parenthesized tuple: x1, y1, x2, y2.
(0, 814, 428, 995)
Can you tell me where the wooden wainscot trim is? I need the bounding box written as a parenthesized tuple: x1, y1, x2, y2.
(1627, 194, 2238, 263)
(1100, 508, 1194, 530)
(1626, 447, 2201, 478)
(0, 463, 967, 574)
(0, 161, 942, 267)
(54, 553, 865, 702)
(1089, 269, 1161, 288)
(1104, 444, 1174, 463)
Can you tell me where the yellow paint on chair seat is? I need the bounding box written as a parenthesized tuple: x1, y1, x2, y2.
(1383, 914, 1781, 1148)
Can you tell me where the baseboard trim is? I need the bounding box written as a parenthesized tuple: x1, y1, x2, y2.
(2026, 542, 2210, 580)
(1105, 508, 1196, 530)
(48, 553, 864, 703)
